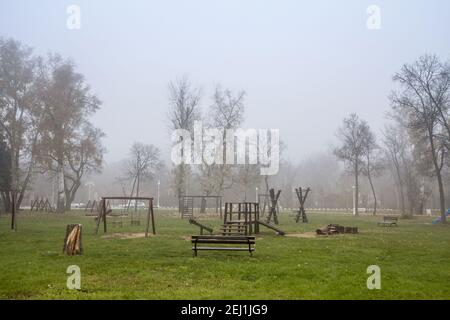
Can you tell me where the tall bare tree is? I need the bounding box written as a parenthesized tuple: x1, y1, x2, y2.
(361, 126, 381, 215)
(391, 55, 449, 223)
(334, 114, 370, 216)
(383, 124, 407, 215)
(167, 76, 201, 201)
(198, 85, 246, 208)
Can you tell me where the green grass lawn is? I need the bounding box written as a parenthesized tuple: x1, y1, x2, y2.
(0, 210, 449, 299)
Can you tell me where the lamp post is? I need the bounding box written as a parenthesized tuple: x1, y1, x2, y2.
(255, 187, 259, 203)
(157, 180, 160, 208)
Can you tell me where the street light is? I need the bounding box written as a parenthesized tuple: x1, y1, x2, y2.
(352, 185, 357, 216)
(255, 187, 259, 203)
(157, 180, 161, 208)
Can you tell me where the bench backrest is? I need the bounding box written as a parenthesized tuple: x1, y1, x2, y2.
(383, 216, 398, 221)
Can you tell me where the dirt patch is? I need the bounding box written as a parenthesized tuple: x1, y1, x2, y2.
(285, 232, 317, 239)
(102, 232, 152, 239)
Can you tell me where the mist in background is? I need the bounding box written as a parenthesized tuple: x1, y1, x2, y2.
(2, 0, 449, 163)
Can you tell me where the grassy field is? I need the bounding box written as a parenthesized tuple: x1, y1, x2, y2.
(0, 210, 449, 300)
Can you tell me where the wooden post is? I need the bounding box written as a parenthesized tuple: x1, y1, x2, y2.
(145, 199, 151, 238)
(150, 198, 156, 235)
(101, 199, 106, 233)
(248, 203, 253, 235)
(255, 203, 260, 234)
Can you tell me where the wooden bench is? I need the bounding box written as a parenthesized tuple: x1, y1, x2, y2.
(191, 235, 255, 257)
(378, 216, 398, 227)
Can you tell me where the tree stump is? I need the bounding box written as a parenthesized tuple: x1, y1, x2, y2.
(63, 224, 83, 256)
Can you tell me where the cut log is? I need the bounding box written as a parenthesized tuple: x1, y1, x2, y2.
(63, 224, 83, 256)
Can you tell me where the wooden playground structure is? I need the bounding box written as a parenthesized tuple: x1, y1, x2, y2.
(179, 195, 223, 219)
(266, 188, 281, 225)
(30, 198, 54, 212)
(223, 202, 260, 235)
(94, 196, 156, 237)
(258, 193, 279, 216)
(188, 218, 213, 235)
(294, 187, 310, 223)
(222, 200, 285, 236)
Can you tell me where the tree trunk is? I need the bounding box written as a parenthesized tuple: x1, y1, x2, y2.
(57, 162, 65, 213)
(367, 173, 377, 215)
(65, 180, 81, 211)
(200, 197, 207, 213)
(0, 191, 11, 213)
(135, 173, 140, 212)
(435, 169, 446, 223)
(428, 129, 446, 223)
(354, 161, 359, 216)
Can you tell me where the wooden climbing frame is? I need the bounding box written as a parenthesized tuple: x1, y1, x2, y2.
(30, 198, 54, 212)
(223, 202, 260, 235)
(266, 188, 281, 225)
(295, 187, 310, 223)
(179, 195, 223, 219)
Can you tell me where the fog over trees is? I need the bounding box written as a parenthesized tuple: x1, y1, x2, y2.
(1, 38, 450, 223)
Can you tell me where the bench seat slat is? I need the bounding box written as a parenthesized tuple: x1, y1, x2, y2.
(192, 247, 255, 251)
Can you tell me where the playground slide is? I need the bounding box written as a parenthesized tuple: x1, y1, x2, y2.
(257, 220, 286, 236)
(188, 218, 213, 234)
(431, 209, 450, 224)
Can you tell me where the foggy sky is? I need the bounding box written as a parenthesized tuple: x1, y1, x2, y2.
(1, 0, 450, 165)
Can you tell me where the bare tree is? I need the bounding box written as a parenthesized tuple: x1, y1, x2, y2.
(334, 114, 370, 216)
(62, 124, 104, 210)
(198, 85, 246, 209)
(167, 76, 201, 201)
(391, 55, 449, 223)
(361, 127, 381, 215)
(120, 142, 161, 210)
(236, 164, 261, 201)
(383, 124, 407, 215)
